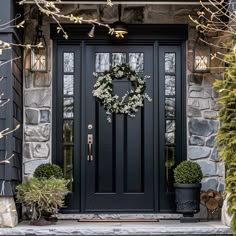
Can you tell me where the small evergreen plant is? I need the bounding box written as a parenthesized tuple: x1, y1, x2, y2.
(34, 163, 63, 179)
(174, 160, 203, 184)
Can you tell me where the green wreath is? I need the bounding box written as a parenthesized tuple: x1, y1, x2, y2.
(92, 63, 152, 123)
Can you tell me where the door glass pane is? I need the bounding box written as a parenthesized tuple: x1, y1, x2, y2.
(64, 97, 74, 118)
(64, 53, 74, 72)
(165, 146, 176, 191)
(64, 146, 74, 191)
(165, 53, 175, 73)
(165, 120, 175, 144)
(165, 98, 175, 117)
(64, 75, 74, 95)
(63, 120, 74, 143)
(112, 53, 126, 66)
(165, 75, 175, 96)
(96, 53, 110, 72)
(129, 53, 144, 72)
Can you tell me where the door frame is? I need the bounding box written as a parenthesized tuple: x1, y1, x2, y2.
(51, 24, 188, 213)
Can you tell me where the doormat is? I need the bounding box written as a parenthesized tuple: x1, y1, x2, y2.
(78, 218, 160, 222)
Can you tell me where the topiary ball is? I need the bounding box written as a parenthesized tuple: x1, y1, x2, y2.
(34, 163, 63, 179)
(174, 160, 203, 184)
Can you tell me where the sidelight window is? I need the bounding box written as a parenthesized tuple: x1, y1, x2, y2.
(62, 52, 75, 191)
(164, 52, 176, 191)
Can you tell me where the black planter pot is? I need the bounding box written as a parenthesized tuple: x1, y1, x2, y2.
(174, 183, 201, 217)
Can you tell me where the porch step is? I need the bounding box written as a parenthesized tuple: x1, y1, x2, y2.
(57, 213, 182, 220)
(0, 220, 231, 235)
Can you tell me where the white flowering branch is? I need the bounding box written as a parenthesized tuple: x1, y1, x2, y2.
(189, 0, 235, 67)
(19, 0, 114, 40)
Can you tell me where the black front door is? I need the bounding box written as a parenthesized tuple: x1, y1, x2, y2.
(85, 46, 154, 211)
(53, 27, 187, 213)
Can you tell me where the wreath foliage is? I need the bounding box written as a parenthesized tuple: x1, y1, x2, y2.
(92, 63, 152, 122)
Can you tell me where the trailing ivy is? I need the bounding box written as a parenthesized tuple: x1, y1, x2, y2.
(214, 50, 236, 233)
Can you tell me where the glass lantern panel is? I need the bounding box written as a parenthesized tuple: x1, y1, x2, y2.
(31, 48, 47, 71)
(194, 46, 210, 71)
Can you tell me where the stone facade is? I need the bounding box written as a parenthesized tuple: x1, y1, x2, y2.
(23, 4, 224, 199)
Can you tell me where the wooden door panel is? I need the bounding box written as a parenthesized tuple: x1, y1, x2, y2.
(85, 45, 154, 211)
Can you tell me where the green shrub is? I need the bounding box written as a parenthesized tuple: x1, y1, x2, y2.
(34, 163, 63, 179)
(174, 160, 203, 184)
(16, 177, 68, 220)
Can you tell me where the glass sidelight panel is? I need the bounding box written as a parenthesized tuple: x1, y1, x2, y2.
(63, 97, 74, 118)
(165, 75, 175, 96)
(64, 53, 74, 72)
(62, 51, 75, 191)
(164, 52, 176, 192)
(64, 146, 74, 191)
(165, 53, 175, 73)
(63, 120, 74, 143)
(64, 75, 74, 95)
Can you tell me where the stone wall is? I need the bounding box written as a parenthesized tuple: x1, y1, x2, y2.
(23, 4, 224, 191)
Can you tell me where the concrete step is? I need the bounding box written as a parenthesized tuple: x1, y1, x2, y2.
(0, 220, 232, 235)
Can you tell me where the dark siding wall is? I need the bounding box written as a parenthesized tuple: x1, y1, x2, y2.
(0, 0, 23, 194)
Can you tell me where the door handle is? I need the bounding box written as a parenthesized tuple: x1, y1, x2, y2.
(87, 134, 93, 161)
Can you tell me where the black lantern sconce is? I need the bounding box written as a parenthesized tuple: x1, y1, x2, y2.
(31, 12, 47, 72)
(193, 35, 211, 73)
(112, 4, 128, 38)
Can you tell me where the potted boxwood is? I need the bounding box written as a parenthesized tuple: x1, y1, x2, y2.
(16, 164, 68, 226)
(173, 160, 203, 222)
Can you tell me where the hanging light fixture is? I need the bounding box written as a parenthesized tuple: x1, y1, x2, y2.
(112, 4, 128, 38)
(30, 12, 47, 72)
(88, 24, 95, 38)
(193, 35, 211, 73)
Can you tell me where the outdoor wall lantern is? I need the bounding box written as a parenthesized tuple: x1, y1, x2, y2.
(112, 4, 128, 38)
(31, 13, 47, 72)
(193, 36, 211, 73)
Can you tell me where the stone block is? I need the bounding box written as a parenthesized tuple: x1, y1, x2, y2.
(189, 74, 203, 85)
(189, 119, 217, 137)
(196, 160, 217, 177)
(24, 159, 49, 175)
(24, 124, 50, 142)
(189, 136, 204, 146)
(218, 178, 224, 192)
(203, 111, 218, 119)
(188, 146, 211, 160)
(198, 99, 210, 110)
(189, 87, 212, 98)
(24, 70, 33, 88)
(24, 142, 50, 159)
(24, 89, 51, 108)
(25, 108, 40, 124)
(34, 72, 51, 87)
(210, 148, 219, 162)
(217, 162, 225, 177)
(210, 100, 221, 111)
(201, 177, 218, 191)
(24, 143, 32, 159)
(206, 136, 215, 148)
(203, 75, 214, 87)
(40, 110, 50, 123)
(187, 106, 201, 117)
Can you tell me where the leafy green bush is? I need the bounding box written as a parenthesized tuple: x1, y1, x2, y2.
(34, 163, 63, 179)
(214, 50, 236, 233)
(174, 160, 203, 184)
(16, 177, 68, 220)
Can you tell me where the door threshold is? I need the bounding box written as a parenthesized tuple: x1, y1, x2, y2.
(57, 213, 182, 220)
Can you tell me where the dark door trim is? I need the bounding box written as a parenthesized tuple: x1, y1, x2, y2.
(52, 24, 187, 213)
